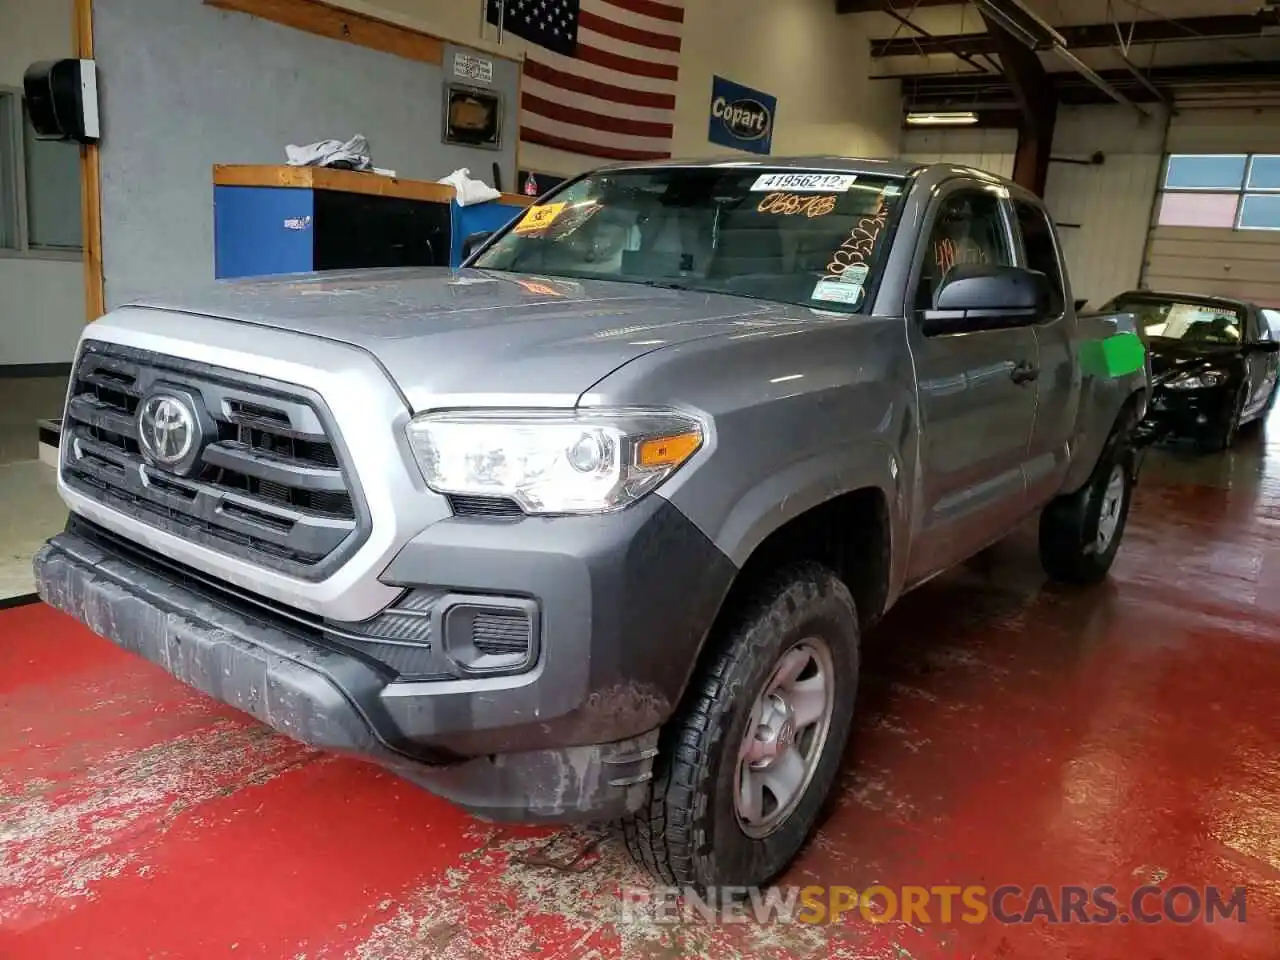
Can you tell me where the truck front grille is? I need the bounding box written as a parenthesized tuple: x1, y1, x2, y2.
(61, 342, 368, 579)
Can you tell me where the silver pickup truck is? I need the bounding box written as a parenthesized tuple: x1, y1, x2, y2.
(36, 158, 1148, 891)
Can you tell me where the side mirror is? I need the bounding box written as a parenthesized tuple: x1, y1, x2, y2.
(922, 264, 1049, 337)
(461, 230, 493, 262)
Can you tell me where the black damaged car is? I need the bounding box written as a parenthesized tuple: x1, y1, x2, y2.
(1099, 291, 1280, 453)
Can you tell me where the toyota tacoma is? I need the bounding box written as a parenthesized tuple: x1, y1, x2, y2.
(36, 158, 1149, 890)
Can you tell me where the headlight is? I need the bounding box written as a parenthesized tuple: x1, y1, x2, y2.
(406, 408, 706, 515)
(1165, 370, 1226, 391)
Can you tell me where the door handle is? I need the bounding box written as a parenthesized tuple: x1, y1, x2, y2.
(1010, 361, 1040, 385)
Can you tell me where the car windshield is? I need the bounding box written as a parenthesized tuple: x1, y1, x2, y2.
(472, 167, 906, 313)
(1104, 295, 1244, 345)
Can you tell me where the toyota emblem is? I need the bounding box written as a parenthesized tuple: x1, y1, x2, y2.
(137, 394, 197, 466)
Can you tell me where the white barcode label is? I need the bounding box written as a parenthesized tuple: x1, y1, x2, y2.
(750, 172, 857, 193)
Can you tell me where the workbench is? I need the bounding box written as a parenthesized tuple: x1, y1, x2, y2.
(212, 164, 533, 279)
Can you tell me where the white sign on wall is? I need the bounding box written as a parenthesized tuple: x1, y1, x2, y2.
(454, 52, 494, 85)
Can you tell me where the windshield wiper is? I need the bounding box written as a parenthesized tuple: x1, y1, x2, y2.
(637, 279, 694, 292)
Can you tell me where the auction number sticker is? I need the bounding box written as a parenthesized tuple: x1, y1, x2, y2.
(515, 202, 567, 235)
(750, 172, 857, 193)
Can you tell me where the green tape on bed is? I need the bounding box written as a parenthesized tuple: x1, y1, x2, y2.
(1081, 332, 1145, 378)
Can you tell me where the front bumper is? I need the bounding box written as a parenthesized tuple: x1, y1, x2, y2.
(1138, 385, 1237, 443)
(35, 502, 736, 822)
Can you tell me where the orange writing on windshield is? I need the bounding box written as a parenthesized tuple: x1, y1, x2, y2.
(757, 193, 838, 218)
(825, 200, 888, 280)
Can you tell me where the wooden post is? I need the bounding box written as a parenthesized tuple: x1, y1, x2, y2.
(74, 0, 105, 322)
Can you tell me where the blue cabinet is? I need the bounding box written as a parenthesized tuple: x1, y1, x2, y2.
(215, 185, 317, 279)
(213, 166, 530, 280)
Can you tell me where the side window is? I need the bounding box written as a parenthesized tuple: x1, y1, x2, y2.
(916, 190, 1013, 310)
(1013, 200, 1065, 316)
(1258, 309, 1278, 342)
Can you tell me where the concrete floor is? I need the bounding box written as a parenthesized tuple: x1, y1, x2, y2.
(0, 461, 67, 600)
(0, 376, 69, 599)
(0, 376, 67, 467)
(1, 425, 1279, 958)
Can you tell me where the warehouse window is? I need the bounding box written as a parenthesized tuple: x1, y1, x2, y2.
(0, 87, 83, 256)
(1158, 153, 1280, 231)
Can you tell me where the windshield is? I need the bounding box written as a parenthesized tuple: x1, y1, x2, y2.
(473, 167, 905, 313)
(1104, 295, 1244, 345)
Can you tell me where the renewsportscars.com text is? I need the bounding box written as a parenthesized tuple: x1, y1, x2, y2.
(618, 884, 1249, 927)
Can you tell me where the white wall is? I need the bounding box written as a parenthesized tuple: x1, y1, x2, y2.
(899, 127, 1017, 178)
(346, 0, 902, 176)
(0, 0, 86, 366)
(668, 0, 900, 163)
(1044, 105, 1167, 308)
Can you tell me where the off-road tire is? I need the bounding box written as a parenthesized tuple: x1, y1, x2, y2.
(619, 563, 859, 891)
(1039, 437, 1136, 586)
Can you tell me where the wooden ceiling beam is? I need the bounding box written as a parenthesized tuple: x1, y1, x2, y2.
(203, 0, 444, 66)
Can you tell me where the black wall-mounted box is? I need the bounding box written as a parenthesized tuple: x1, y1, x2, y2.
(24, 59, 100, 144)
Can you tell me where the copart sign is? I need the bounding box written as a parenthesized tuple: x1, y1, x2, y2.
(708, 75, 776, 155)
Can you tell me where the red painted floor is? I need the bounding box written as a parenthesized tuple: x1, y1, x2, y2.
(3, 431, 1280, 959)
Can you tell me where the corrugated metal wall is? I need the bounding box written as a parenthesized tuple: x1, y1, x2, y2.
(1145, 230, 1280, 305)
(1143, 107, 1280, 308)
(1043, 106, 1167, 309)
(899, 127, 1016, 179)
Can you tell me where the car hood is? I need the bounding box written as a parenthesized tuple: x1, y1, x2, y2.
(126, 267, 829, 410)
(1147, 339, 1244, 381)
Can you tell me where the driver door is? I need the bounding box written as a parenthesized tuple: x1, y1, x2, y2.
(904, 182, 1040, 584)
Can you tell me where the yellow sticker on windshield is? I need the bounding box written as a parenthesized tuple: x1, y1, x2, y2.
(515, 202, 567, 235)
(518, 279, 564, 297)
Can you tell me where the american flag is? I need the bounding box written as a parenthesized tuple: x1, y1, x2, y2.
(486, 0, 684, 161)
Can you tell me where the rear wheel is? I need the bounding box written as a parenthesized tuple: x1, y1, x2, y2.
(1039, 441, 1135, 586)
(620, 563, 859, 891)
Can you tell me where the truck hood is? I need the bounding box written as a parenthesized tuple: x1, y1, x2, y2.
(126, 267, 817, 410)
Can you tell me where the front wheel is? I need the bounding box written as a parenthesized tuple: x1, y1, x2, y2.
(620, 563, 859, 891)
(1039, 443, 1135, 585)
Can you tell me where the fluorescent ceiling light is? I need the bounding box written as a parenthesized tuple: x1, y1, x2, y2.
(905, 111, 979, 126)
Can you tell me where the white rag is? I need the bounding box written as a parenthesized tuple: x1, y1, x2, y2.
(438, 168, 502, 207)
(285, 134, 373, 171)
